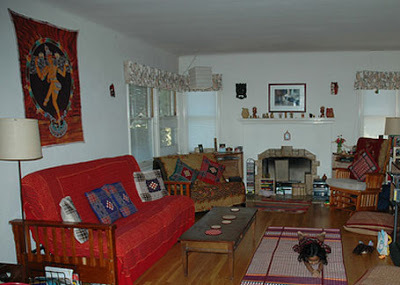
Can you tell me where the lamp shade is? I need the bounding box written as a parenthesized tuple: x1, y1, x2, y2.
(384, 117, 400, 136)
(0, 118, 42, 161)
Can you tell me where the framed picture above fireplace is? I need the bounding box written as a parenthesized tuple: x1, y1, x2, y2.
(268, 83, 306, 112)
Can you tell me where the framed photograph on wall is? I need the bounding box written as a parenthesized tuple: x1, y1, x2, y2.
(268, 83, 306, 112)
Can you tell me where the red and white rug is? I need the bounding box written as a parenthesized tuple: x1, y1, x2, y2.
(241, 226, 348, 285)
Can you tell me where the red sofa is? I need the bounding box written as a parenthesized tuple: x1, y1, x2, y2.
(10, 155, 195, 285)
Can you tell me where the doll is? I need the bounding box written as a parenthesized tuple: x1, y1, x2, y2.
(293, 231, 331, 278)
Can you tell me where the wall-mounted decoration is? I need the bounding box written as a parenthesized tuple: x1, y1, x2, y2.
(268, 83, 306, 112)
(10, 10, 84, 146)
(284, 130, 291, 141)
(236, 83, 247, 99)
(109, 84, 115, 97)
(331, 82, 339, 95)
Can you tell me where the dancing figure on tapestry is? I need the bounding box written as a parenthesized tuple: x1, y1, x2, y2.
(28, 39, 73, 138)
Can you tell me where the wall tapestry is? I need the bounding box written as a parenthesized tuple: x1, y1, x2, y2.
(10, 10, 84, 146)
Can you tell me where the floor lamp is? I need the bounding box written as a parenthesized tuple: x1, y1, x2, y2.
(0, 118, 42, 280)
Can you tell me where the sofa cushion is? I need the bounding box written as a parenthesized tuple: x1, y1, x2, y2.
(343, 211, 394, 236)
(85, 187, 121, 224)
(59, 196, 89, 243)
(349, 150, 379, 181)
(326, 178, 366, 191)
(198, 156, 225, 185)
(105, 182, 138, 217)
(133, 169, 168, 202)
(169, 158, 199, 183)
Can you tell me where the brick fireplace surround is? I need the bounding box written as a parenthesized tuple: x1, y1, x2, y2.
(255, 146, 320, 195)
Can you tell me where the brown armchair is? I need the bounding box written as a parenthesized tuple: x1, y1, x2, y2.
(327, 138, 391, 213)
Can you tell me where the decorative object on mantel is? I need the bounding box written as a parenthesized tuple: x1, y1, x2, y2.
(319, 106, 325, 118)
(326, 108, 335, 118)
(236, 83, 247, 99)
(331, 82, 339, 95)
(241, 108, 249, 118)
(309, 113, 315, 118)
(252, 107, 258, 118)
(284, 131, 291, 141)
(335, 135, 346, 154)
(268, 83, 306, 113)
(270, 113, 274, 118)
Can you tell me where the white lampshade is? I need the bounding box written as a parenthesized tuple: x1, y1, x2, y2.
(189, 66, 213, 89)
(384, 117, 400, 136)
(0, 118, 42, 161)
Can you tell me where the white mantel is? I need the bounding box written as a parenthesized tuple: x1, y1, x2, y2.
(238, 118, 335, 181)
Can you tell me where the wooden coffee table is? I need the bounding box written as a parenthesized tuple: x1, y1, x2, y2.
(179, 206, 257, 279)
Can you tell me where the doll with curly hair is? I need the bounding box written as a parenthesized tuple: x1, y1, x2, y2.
(293, 231, 331, 277)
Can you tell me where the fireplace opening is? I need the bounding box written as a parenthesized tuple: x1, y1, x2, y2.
(263, 157, 312, 183)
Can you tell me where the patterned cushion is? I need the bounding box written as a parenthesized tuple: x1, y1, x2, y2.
(59, 196, 89, 243)
(133, 169, 168, 202)
(105, 182, 138, 217)
(343, 211, 394, 236)
(85, 187, 121, 224)
(197, 156, 225, 185)
(169, 158, 199, 183)
(348, 150, 379, 181)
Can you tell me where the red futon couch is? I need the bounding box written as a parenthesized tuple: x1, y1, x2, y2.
(10, 155, 195, 285)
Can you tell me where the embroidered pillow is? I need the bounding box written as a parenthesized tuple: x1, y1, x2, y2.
(59, 196, 89, 244)
(105, 182, 138, 217)
(349, 150, 379, 181)
(169, 158, 199, 183)
(85, 187, 121, 224)
(197, 156, 225, 185)
(133, 169, 168, 202)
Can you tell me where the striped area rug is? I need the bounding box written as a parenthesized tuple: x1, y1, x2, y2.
(241, 227, 348, 285)
(253, 199, 311, 214)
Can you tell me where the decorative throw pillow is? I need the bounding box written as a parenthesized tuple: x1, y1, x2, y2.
(348, 150, 379, 181)
(59, 196, 89, 244)
(133, 169, 168, 202)
(343, 211, 394, 236)
(169, 158, 199, 183)
(105, 182, 138, 217)
(85, 187, 121, 224)
(197, 156, 225, 185)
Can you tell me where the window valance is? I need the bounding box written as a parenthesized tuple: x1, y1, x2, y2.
(124, 61, 222, 92)
(354, 70, 400, 90)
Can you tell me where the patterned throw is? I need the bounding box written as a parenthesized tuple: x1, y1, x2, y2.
(241, 227, 347, 285)
(254, 199, 311, 214)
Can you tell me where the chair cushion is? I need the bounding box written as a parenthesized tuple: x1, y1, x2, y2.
(326, 178, 366, 191)
(169, 158, 199, 183)
(343, 211, 394, 236)
(348, 150, 379, 181)
(133, 169, 168, 202)
(85, 187, 121, 224)
(197, 156, 225, 184)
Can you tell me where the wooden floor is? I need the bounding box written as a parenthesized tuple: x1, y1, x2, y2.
(134, 196, 394, 285)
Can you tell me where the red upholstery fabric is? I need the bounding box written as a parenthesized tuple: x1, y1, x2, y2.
(21, 155, 195, 284)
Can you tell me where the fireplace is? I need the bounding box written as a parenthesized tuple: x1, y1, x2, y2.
(255, 146, 320, 194)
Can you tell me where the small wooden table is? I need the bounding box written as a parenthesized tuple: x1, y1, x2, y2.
(179, 207, 257, 279)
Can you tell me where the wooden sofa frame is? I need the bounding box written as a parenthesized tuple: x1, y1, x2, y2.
(10, 184, 189, 285)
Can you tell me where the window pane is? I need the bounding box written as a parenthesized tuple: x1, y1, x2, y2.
(129, 85, 148, 118)
(159, 89, 174, 117)
(130, 119, 153, 162)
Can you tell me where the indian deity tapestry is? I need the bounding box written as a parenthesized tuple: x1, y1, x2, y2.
(10, 10, 84, 146)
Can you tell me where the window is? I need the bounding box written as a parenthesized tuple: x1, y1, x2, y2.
(128, 85, 177, 166)
(186, 91, 217, 151)
(361, 90, 400, 138)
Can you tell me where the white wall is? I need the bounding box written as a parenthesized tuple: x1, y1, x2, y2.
(180, 51, 400, 178)
(0, 0, 178, 263)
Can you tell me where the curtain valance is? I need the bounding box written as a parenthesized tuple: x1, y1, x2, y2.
(124, 61, 222, 92)
(354, 70, 400, 90)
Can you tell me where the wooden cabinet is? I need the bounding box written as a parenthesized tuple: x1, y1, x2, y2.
(214, 152, 243, 179)
(332, 153, 354, 177)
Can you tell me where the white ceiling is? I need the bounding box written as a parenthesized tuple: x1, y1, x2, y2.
(41, 0, 400, 56)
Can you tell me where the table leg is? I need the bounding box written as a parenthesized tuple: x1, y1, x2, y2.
(181, 243, 188, 276)
(228, 244, 234, 280)
(252, 217, 257, 249)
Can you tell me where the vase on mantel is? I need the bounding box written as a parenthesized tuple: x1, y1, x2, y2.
(337, 144, 342, 154)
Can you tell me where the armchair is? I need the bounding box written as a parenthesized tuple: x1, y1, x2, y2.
(327, 138, 391, 213)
